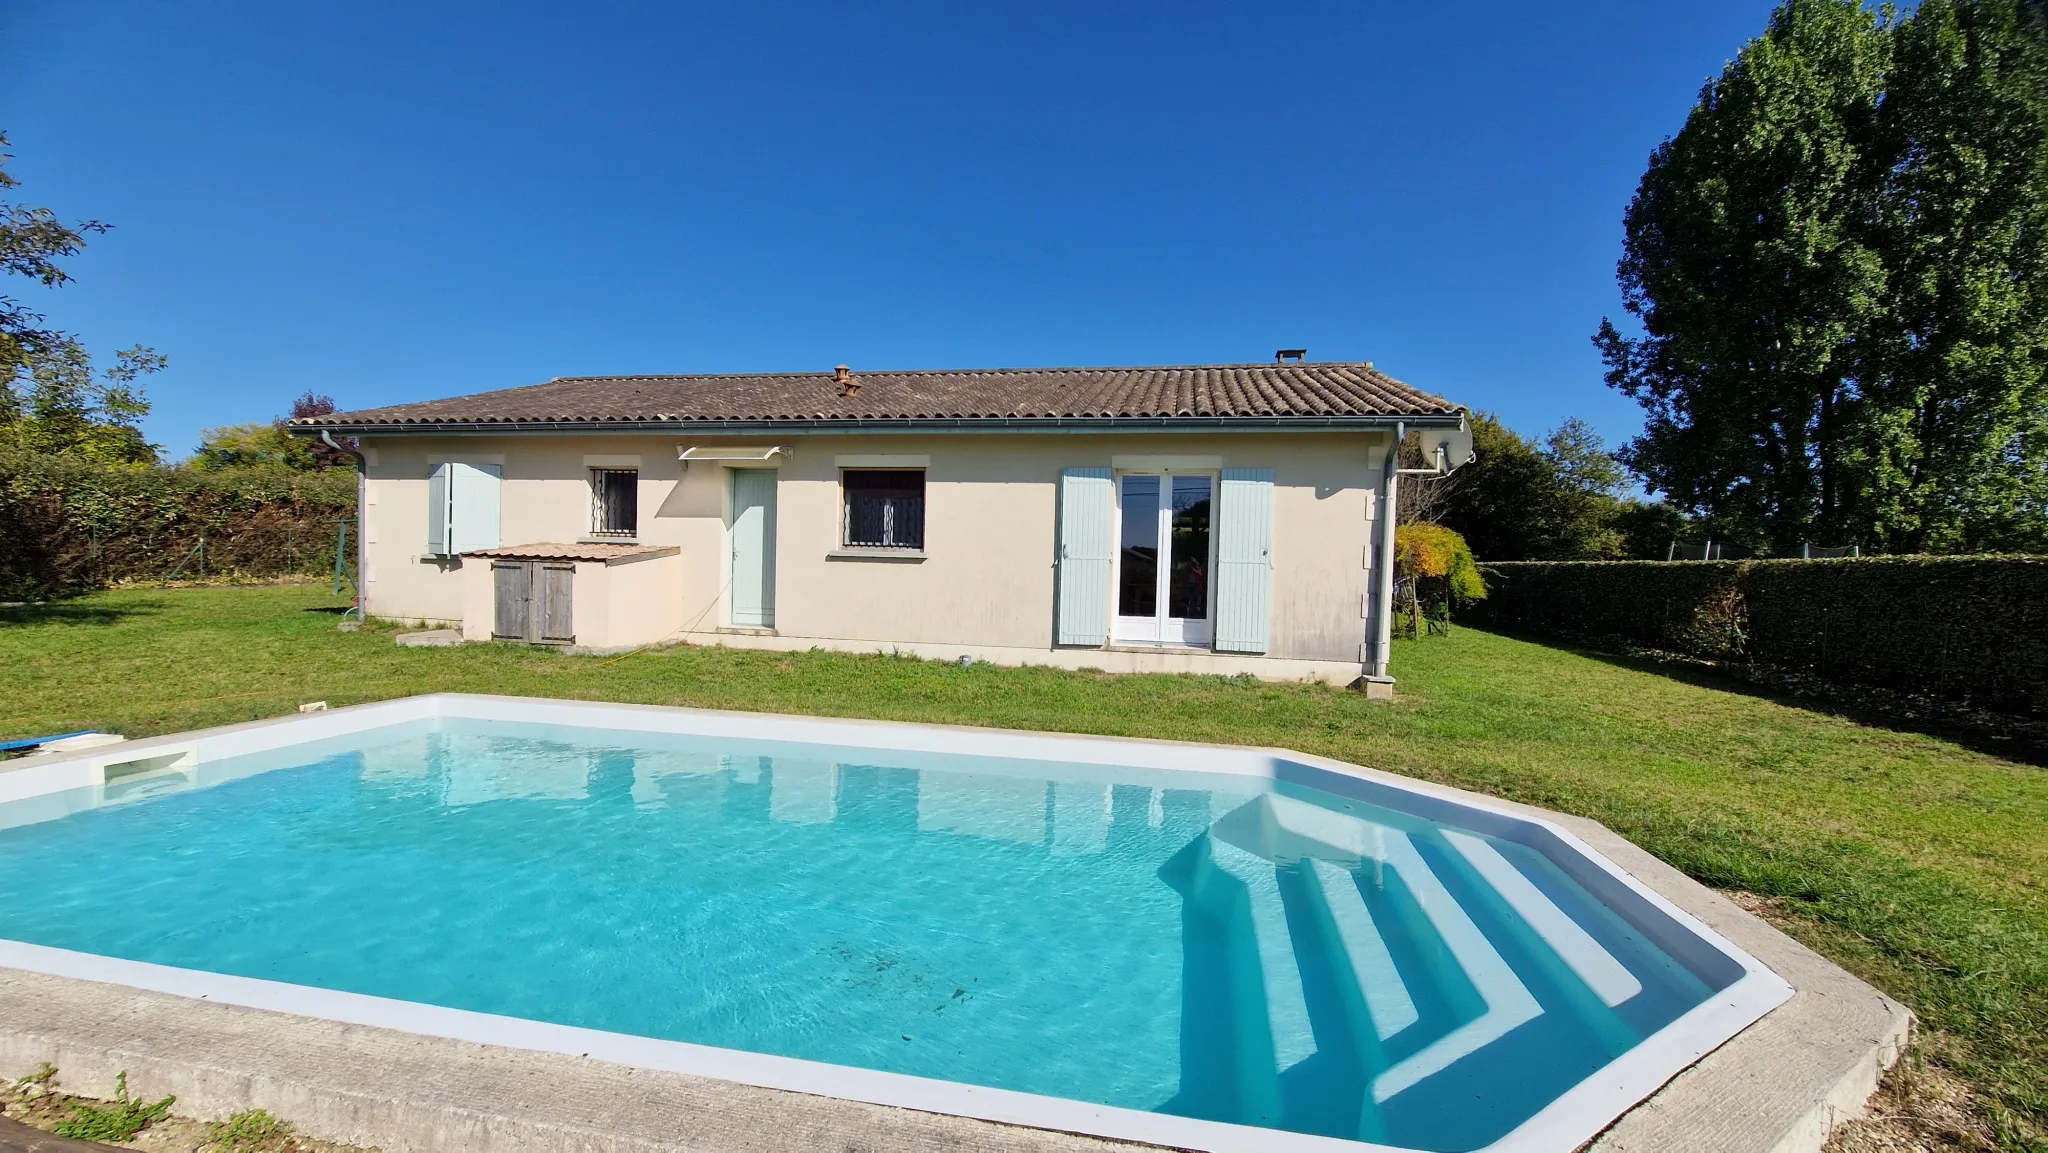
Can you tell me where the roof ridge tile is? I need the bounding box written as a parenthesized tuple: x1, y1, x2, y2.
(294, 362, 1460, 427)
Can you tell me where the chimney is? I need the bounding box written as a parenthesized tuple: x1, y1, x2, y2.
(835, 364, 859, 398)
(1275, 349, 1306, 363)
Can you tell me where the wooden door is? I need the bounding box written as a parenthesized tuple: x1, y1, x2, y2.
(492, 562, 529, 639)
(538, 564, 574, 642)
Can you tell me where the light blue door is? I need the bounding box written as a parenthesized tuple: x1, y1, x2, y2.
(730, 469, 777, 628)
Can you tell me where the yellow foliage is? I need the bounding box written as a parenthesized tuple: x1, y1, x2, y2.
(1396, 524, 1487, 604)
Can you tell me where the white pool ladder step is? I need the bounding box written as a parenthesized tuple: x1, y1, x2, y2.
(1368, 830, 1543, 1108)
(1299, 857, 1419, 1044)
(1205, 837, 1317, 1073)
(1440, 830, 1642, 1008)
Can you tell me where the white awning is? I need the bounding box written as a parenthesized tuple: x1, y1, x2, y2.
(677, 445, 790, 464)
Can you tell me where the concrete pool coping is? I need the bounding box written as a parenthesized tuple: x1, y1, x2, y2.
(0, 695, 1910, 1153)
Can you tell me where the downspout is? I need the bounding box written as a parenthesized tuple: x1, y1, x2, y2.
(1366, 423, 1467, 693)
(321, 430, 368, 621)
(1366, 423, 1404, 691)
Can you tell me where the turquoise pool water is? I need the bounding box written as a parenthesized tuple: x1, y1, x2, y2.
(0, 719, 1724, 1151)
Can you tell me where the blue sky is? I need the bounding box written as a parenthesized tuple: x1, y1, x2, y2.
(3, 1, 1781, 460)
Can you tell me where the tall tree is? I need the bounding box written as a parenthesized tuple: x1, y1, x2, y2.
(14, 342, 162, 462)
(1536, 418, 1631, 559)
(0, 131, 102, 390)
(1433, 413, 1558, 560)
(0, 131, 162, 462)
(1851, 0, 2048, 553)
(1434, 413, 1677, 560)
(1597, 0, 1893, 554)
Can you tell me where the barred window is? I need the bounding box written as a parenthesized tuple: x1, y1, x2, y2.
(590, 468, 638, 536)
(841, 470, 924, 550)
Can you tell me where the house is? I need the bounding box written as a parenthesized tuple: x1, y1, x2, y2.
(290, 362, 1471, 695)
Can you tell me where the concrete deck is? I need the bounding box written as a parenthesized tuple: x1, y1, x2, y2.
(0, 725, 1909, 1153)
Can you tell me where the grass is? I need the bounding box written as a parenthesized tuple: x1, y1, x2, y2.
(2, 584, 2043, 1149)
(210, 1107, 297, 1151)
(48, 1070, 174, 1142)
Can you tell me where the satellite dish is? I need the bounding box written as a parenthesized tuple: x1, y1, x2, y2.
(1411, 413, 1475, 475)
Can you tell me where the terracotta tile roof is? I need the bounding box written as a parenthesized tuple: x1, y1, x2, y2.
(293, 363, 1460, 430)
(464, 542, 679, 563)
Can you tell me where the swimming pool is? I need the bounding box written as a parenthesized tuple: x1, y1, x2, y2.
(0, 695, 1790, 1153)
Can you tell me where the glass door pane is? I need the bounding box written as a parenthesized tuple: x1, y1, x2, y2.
(1117, 475, 1159, 619)
(1167, 476, 1212, 622)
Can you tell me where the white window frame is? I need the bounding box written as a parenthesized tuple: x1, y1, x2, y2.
(1109, 468, 1219, 648)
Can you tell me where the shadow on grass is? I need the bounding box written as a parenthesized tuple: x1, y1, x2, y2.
(302, 605, 354, 615)
(1475, 625, 2048, 768)
(0, 601, 152, 628)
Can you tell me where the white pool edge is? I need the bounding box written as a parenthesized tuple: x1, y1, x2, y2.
(0, 693, 1796, 1153)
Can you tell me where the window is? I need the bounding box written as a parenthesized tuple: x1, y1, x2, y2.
(590, 468, 638, 537)
(842, 469, 925, 550)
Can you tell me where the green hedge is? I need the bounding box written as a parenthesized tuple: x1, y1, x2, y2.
(0, 452, 359, 600)
(1468, 558, 2048, 717)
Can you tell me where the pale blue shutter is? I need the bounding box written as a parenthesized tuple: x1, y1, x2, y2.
(426, 463, 451, 555)
(1055, 467, 1113, 646)
(449, 463, 502, 553)
(1214, 468, 1274, 653)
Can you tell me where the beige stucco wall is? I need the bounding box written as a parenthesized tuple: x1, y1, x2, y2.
(359, 431, 1393, 673)
(458, 553, 683, 650)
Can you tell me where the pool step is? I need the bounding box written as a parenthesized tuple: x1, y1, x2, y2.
(1195, 795, 1649, 1139)
(1440, 830, 1642, 1007)
(1365, 829, 1543, 1109)
(1204, 838, 1317, 1073)
(1298, 857, 1418, 1045)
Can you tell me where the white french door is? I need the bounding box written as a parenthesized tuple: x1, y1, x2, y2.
(1112, 472, 1215, 646)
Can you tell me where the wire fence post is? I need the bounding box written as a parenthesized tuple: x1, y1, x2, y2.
(329, 519, 361, 621)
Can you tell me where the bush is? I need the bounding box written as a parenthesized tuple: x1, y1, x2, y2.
(1468, 557, 2048, 716)
(1395, 524, 1486, 636)
(0, 451, 358, 599)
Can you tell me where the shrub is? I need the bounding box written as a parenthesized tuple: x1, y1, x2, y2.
(1469, 557, 2048, 716)
(0, 450, 357, 599)
(1395, 524, 1486, 636)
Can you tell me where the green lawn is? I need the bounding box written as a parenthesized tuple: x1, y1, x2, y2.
(3, 585, 2043, 1148)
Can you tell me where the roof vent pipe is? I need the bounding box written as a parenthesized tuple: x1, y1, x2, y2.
(835, 364, 858, 398)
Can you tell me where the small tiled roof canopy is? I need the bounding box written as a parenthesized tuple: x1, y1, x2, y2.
(289, 363, 1462, 433)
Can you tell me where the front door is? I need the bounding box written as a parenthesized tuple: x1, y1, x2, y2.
(1113, 472, 1213, 646)
(730, 469, 778, 628)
